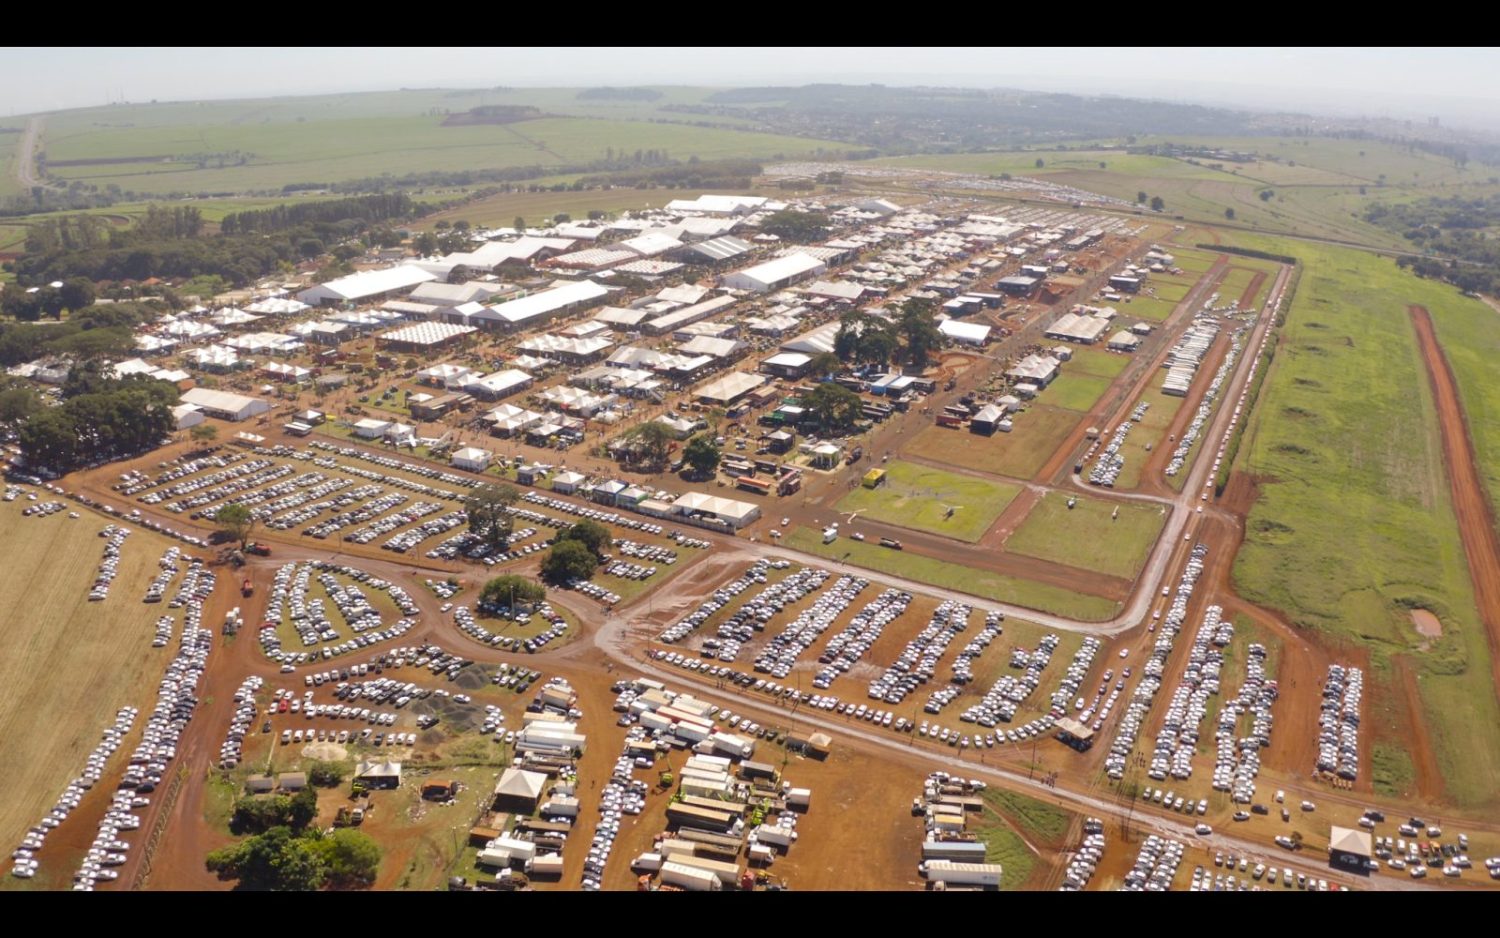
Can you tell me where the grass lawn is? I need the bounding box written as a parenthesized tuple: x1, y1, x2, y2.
(1422, 290, 1500, 541)
(786, 528, 1120, 621)
(981, 787, 1071, 842)
(1225, 233, 1500, 809)
(1004, 492, 1167, 580)
(0, 504, 195, 884)
(1371, 743, 1417, 801)
(1065, 347, 1131, 380)
(834, 460, 1022, 542)
(1116, 294, 1178, 322)
(1041, 372, 1112, 413)
(972, 813, 1039, 890)
(908, 405, 1080, 481)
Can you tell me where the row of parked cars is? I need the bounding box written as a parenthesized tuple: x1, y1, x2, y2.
(1151, 605, 1229, 782)
(220, 676, 264, 769)
(12, 706, 139, 879)
(188, 463, 295, 518)
(752, 573, 868, 679)
(658, 559, 777, 643)
(814, 588, 911, 689)
(89, 525, 132, 601)
(1316, 664, 1363, 781)
(1105, 543, 1209, 780)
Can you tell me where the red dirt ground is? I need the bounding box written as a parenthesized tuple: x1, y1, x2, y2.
(1409, 305, 1500, 710)
(1238, 270, 1268, 310)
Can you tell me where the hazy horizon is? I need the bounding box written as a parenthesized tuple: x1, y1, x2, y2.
(4, 47, 1498, 134)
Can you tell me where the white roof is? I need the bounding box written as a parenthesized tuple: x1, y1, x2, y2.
(763, 351, 811, 368)
(724, 253, 826, 290)
(619, 232, 683, 257)
(938, 319, 992, 343)
(181, 387, 267, 415)
(300, 264, 436, 302)
(594, 306, 651, 328)
(694, 371, 766, 403)
(677, 336, 740, 359)
(379, 322, 478, 346)
(656, 284, 710, 306)
(516, 334, 614, 358)
(779, 320, 841, 356)
(491, 280, 609, 327)
(671, 491, 759, 522)
(452, 446, 490, 463)
(800, 279, 865, 301)
(495, 768, 548, 800)
(466, 369, 533, 396)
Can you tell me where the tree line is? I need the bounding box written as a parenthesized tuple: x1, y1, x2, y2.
(1365, 195, 1500, 295)
(220, 193, 416, 235)
(18, 367, 179, 472)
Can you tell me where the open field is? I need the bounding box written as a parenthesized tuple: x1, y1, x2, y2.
(1423, 294, 1500, 538)
(1225, 234, 1500, 809)
(834, 460, 1021, 542)
(785, 528, 1119, 621)
(39, 97, 850, 196)
(1064, 347, 1131, 380)
(908, 405, 1079, 481)
(1118, 294, 1180, 322)
(876, 138, 1500, 250)
(0, 502, 185, 871)
(1040, 372, 1113, 413)
(1003, 492, 1167, 580)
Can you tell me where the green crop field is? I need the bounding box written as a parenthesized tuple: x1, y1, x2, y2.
(1041, 372, 1112, 413)
(37, 93, 851, 196)
(786, 528, 1120, 621)
(1225, 233, 1500, 809)
(835, 460, 1021, 542)
(1004, 492, 1167, 580)
(907, 404, 1080, 481)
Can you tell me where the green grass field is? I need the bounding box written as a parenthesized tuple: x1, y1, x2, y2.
(1004, 492, 1167, 580)
(1225, 233, 1500, 809)
(835, 460, 1021, 542)
(39, 97, 850, 196)
(786, 528, 1119, 621)
(981, 787, 1071, 842)
(1118, 294, 1178, 322)
(1041, 372, 1112, 413)
(1422, 293, 1500, 540)
(907, 404, 1079, 481)
(1065, 347, 1130, 380)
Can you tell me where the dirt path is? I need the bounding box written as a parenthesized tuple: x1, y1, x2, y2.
(15, 116, 56, 191)
(1408, 305, 1500, 710)
(1394, 655, 1445, 802)
(1238, 270, 1268, 310)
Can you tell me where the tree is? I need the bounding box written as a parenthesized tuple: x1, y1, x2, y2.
(806, 352, 843, 379)
(479, 574, 546, 610)
(1258, 189, 1275, 202)
(2, 283, 42, 322)
(287, 786, 318, 829)
(1150, 196, 1166, 212)
(1136, 191, 1148, 204)
(215, 502, 256, 549)
(207, 826, 329, 891)
(38, 288, 66, 320)
(803, 382, 862, 432)
(556, 519, 612, 561)
(898, 297, 941, 369)
(465, 483, 520, 552)
(307, 762, 347, 788)
(60, 277, 96, 313)
(190, 423, 219, 445)
(622, 420, 674, 470)
(682, 434, 722, 478)
(316, 829, 381, 888)
(513, 216, 525, 232)
(412, 232, 438, 255)
(0, 385, 40, 432)
(1035, 158, 1045, 169)
(541, 539, 599, 585)
(1224, 208, 1236, 220)
(17, 408, 77, 468)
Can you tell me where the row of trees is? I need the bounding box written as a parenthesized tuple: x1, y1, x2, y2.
(206, 826, 381, 891)
(19, 373, 178, 472)
(0, 278, 96, 321)
(833, 297, 942, 370)
(220, 193, 416, 236)
(541, 519, 611, 585)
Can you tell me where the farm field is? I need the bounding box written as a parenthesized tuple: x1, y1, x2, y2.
(834, 460, 1021, 543)
(1003, 492, 1167, 580)
(785, 528, 1119, 621)
(1225, 234, 1500, 809)
(0, 502, 187, 880)
(908, 405, 1079, 482)
(39, 105, 849, 196)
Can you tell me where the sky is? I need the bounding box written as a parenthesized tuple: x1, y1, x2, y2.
(4, 47, 1498, 131)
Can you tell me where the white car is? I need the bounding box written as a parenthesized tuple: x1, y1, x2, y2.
(781, 517, 790, 526)
(1194, 824, 1212, 836)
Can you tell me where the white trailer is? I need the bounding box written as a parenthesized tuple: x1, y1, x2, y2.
(921, 860, 1003, 887)
(785, 787, 812, 809)
(661, 860, 722, 892)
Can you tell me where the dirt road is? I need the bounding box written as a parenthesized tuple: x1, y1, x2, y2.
(15, 117, 54, 191)
(1408, 304, 1500, 708)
